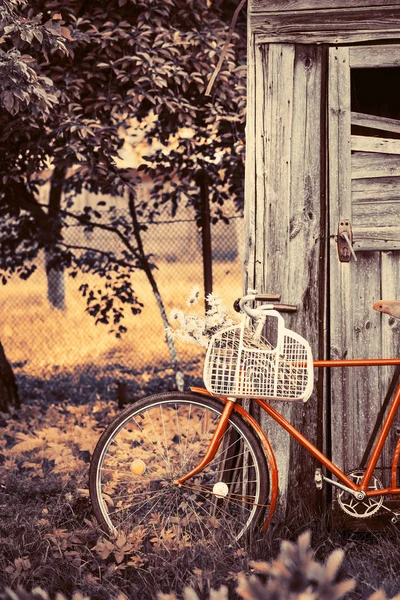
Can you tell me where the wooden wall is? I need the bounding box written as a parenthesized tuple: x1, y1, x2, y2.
(245, 1, 400, 508)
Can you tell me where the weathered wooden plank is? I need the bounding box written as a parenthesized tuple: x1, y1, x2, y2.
(244, 43, 324, 507)
(257, 44, 296, 497)
(340, 253, 382, 472)
(380, 252, 400, 481)
(253, 43, 269, 290)
(351, 112, 400, 134)
(250, 0, 400, 12)
(329, 47, 351, 224)
(328, 46, 352, 473)
(352, 135, 400, 155)
(353, 227, 400, 250)
(259, 33, 400, 44)
(255, 31, 400, 44)
(286, 44, 324, 503)
(353, 188, 400, 202)
(243, 34, 257, 295)
(250, 7, 400, 43)
(352, 176, 400, 199)
(352, 153, 400, 179)
(350, 44, 400, 68)
(333, 499, 400, 531)
(352, 199, 400, 229)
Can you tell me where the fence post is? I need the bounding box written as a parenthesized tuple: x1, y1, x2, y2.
(197, 170, 213, 311)
(45, 167, 66, 311)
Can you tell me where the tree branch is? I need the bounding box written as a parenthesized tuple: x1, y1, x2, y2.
(205, 0, 247, 96)
(60, 206, 140, 258)
(58, 241, 140, 270)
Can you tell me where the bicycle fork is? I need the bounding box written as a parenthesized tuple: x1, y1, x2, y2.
(174, 398, 236, 486)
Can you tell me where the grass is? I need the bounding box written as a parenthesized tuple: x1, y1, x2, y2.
(1, 256, 399, 599)
(0, 369, 399, 599)
(0, 258, 242, 378)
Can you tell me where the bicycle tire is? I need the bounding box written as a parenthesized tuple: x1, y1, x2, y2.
(89, 391, 269, 550)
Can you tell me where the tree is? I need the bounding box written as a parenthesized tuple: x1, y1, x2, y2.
(0, 0, 247, 405)
(0, 0, 70, 409)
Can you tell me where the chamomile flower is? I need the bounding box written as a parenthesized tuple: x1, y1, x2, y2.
(185, 317, 200, 333)
(169, 308, 184, 324)
(176, 330, 193, 344)
(186, 285, 200, 306)
(167, 289, 237, 348)
(216, 303, 229, 316)
(206, 292, 221, 307)
(206, 312, 221, 327)
(165, 326, 175, 340)
(193, 326, 207, 340)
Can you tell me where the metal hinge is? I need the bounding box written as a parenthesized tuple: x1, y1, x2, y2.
(337, 218, 357, 263)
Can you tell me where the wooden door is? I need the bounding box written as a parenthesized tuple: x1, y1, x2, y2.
(329, 45, 400, 486)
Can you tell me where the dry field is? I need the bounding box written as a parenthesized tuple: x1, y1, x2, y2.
(0, 259, 242, 378)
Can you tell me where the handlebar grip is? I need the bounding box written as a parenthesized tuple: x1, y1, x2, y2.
(234, 297, 297, 313)
(233, 293, 281, 313)
(272, 304, 297, 313)
(254, 294, 281, 302)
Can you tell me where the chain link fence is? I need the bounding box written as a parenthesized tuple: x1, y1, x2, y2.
(0, 195, 244, 394)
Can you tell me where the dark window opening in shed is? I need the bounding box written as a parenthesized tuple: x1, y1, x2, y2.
(351, 67, 400, 139)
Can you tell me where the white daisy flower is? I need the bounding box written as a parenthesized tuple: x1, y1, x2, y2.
(176, 330, 193, 344)
(169, 308, 184, 323)
(185, 316, 203, 333)
(186, 285, 201, 306)
(193, 325, 206, 338)
(165, 326, 176, 340)
(197, 335, 209, 348)
(216, 303, 228, 316)
(206, 312, 221, 327)
(206, 292, 221, 307)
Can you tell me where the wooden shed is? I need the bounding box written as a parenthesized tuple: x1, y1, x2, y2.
(244, 0, 400, 514)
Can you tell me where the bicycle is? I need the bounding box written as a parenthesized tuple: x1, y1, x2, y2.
(89, 293, 400, 549)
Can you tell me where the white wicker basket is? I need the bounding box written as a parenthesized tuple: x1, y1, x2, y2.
(203, 311, 314, 402)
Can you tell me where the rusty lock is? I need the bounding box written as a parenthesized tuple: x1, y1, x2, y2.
(337, 218, 357, 263)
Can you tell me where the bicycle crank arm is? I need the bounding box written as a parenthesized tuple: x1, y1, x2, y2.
(317, 472, 366, 500)
(377, 503, 400, 523)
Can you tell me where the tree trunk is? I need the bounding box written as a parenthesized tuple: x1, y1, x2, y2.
(0, 342, 20, 412)
(128, 192, 184, 391)
(45, 168, 66, 310)
(45, 256, 66, 310)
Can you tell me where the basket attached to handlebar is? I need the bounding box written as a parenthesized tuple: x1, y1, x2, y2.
(203, 312, 314, 402)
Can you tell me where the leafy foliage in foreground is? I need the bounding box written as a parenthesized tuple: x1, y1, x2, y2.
(1, 531, 400, 600)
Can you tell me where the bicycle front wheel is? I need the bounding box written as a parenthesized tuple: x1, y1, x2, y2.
(89, 391, 269, 550)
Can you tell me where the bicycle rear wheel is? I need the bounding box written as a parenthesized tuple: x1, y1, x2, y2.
(89, 391, 269, 550)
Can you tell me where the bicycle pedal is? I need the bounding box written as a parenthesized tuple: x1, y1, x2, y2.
(314, 468, 323, 490)
(391, 511, 400, 524)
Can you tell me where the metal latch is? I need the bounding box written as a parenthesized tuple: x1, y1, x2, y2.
(337, 218, 357, 263)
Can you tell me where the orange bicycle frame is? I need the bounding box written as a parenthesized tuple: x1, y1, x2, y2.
(185, 357, 400, 531)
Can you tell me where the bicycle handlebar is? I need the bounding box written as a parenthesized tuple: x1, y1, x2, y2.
(234, 294, 297, 317)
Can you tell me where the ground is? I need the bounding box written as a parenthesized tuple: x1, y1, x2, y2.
(0, 366, 399, 600)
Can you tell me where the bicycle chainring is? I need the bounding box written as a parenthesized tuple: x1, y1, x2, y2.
(337, 469, 383, 518)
